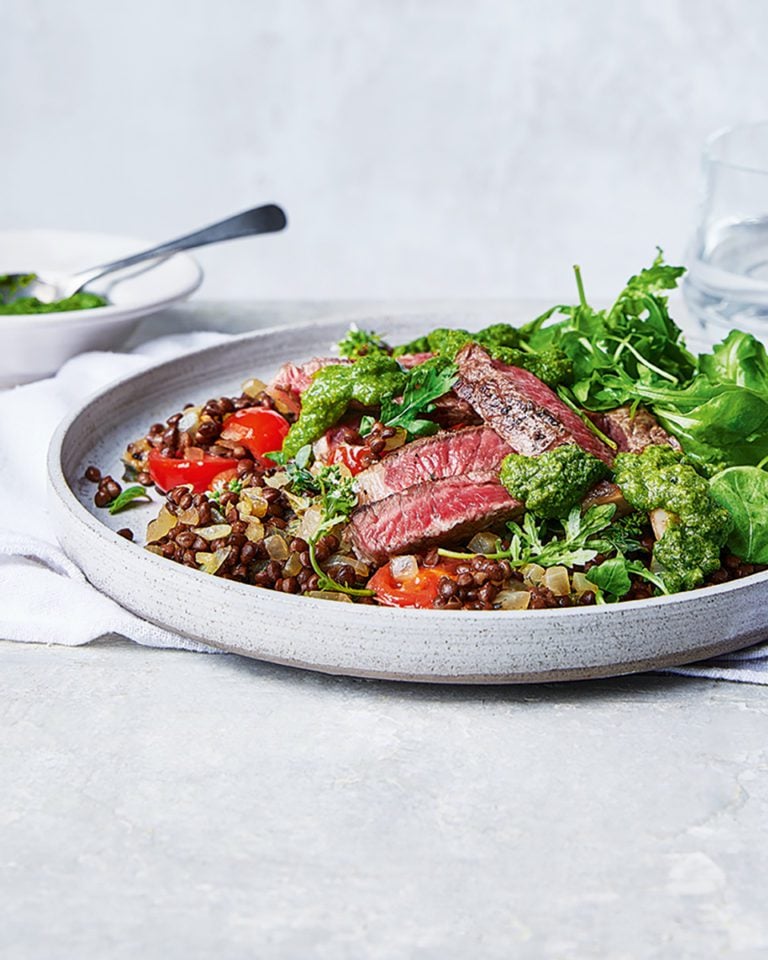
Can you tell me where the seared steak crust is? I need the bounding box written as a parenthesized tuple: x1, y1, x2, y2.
(454, 344, 612, 463)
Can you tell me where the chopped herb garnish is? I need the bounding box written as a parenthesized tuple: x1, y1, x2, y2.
(336, 323, 387, 358)
(378, 357, 458, 439)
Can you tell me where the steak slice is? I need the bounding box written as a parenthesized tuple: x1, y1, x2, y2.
(454, 344, 612, 463)
(428, 392, 483, 428)
(267, 357, 351, 408)
(588, 405, 681, 453)
(347, 477, 521, 564)
(356, 425, 512, 504)
(395, 351, 434, 369)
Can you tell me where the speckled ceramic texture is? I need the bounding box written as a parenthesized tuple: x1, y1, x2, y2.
(48, 313, 768, 683)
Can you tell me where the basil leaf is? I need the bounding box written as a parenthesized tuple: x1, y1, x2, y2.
(108, 485, 149, 515)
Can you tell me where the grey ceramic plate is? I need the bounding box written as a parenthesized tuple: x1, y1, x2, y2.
(48, 313, 768, 683)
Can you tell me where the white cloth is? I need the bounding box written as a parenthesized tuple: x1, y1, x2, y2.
(1, 332, 768, 682)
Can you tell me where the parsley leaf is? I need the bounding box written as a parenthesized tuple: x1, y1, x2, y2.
(378, 357, 458, 439)
(337, 324, 387, 358)
(108, 484, 150, 515)
(306, 465, 374, 597)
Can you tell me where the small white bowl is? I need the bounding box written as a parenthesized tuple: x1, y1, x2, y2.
(0, 228, 202, 387)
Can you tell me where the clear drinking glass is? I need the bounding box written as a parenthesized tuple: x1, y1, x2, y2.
(684, 122, 768, 339)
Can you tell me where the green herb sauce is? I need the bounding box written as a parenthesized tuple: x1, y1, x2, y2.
(393, 323, 572, 387)
(613, 445, 731, 592)
(499, 444, 609, 518)
(0, 274, 108, 315)
(282, 353, 407, 458)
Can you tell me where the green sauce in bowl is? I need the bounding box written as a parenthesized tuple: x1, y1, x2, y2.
(0, 273, 108, 314)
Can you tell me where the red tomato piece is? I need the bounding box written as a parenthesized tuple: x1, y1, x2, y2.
(219, 408, 289, 466)
(368, 562, 458, 609)
(208, 468, 240, 493)
(147, 449, 239, 493)
(327, 443, 373, 475)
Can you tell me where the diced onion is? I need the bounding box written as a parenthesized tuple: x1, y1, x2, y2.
(650, 508, 671, 540)
(146, 505, 177, 543)
(305, 591, 354, 603)
(178, 407, 201, 433)
(245, 519, 265, 543)
(571, 572, 596, 597)
(467, 531, 498, 555)
(193, 523, 232, 541)
(496, 587, 531, 610)
(265, 472, 289, 489)
(271, 395, 295, 416)
(521, 563, 545, 586)
(543, 565, 570, 597)
(241, 490, 269, 518)
(264, 533, 289, 561)
(196, 547, 230, 575)
(298, 505, 324, 542)
(176, 506, 201, 526)
(184, 446, 205, 462)
(283, 553, 303, 577)
(390, 555, 419, 580)
(241, 377, 267, 399)
(284, 490, 311, 514)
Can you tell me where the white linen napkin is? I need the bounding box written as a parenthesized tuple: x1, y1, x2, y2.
(1, 331, 768, 682)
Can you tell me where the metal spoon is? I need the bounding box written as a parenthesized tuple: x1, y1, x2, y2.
(4, 204, 287, 304)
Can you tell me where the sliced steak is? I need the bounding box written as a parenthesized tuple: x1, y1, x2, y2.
(267, 356, 351, 407)
(356, 425, 512, 504)
(428, 392, 483, 428)
(395, 351, 434, 369)
(588, 405, 681, 453)
(348, 477, 521, 564)
(454, 344, 612, 463)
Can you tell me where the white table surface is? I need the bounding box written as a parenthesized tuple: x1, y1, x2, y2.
(3, 301, 768, 959)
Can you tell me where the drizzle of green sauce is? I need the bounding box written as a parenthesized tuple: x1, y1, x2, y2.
(393, 323, 573, 387)
(0, 274, 108, 315)
(282, 353, 407, 458)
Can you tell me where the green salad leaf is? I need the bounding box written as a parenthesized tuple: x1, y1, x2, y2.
(709, 465, 768, 564)
(520, 250, 695, 411)
(625, 331, 768, 472)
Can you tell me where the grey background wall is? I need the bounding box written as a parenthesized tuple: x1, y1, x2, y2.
(3, 0, 766, 300)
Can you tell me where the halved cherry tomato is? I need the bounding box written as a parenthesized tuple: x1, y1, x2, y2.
(367, 561, 458, 608)
(208, 468, 240, 493)
(147, 448, 239, 493)
(327, 443, 373, 475)
(219, 408, 289, 466)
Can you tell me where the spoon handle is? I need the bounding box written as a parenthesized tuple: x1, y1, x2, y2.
(76, 204, 287, 287)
